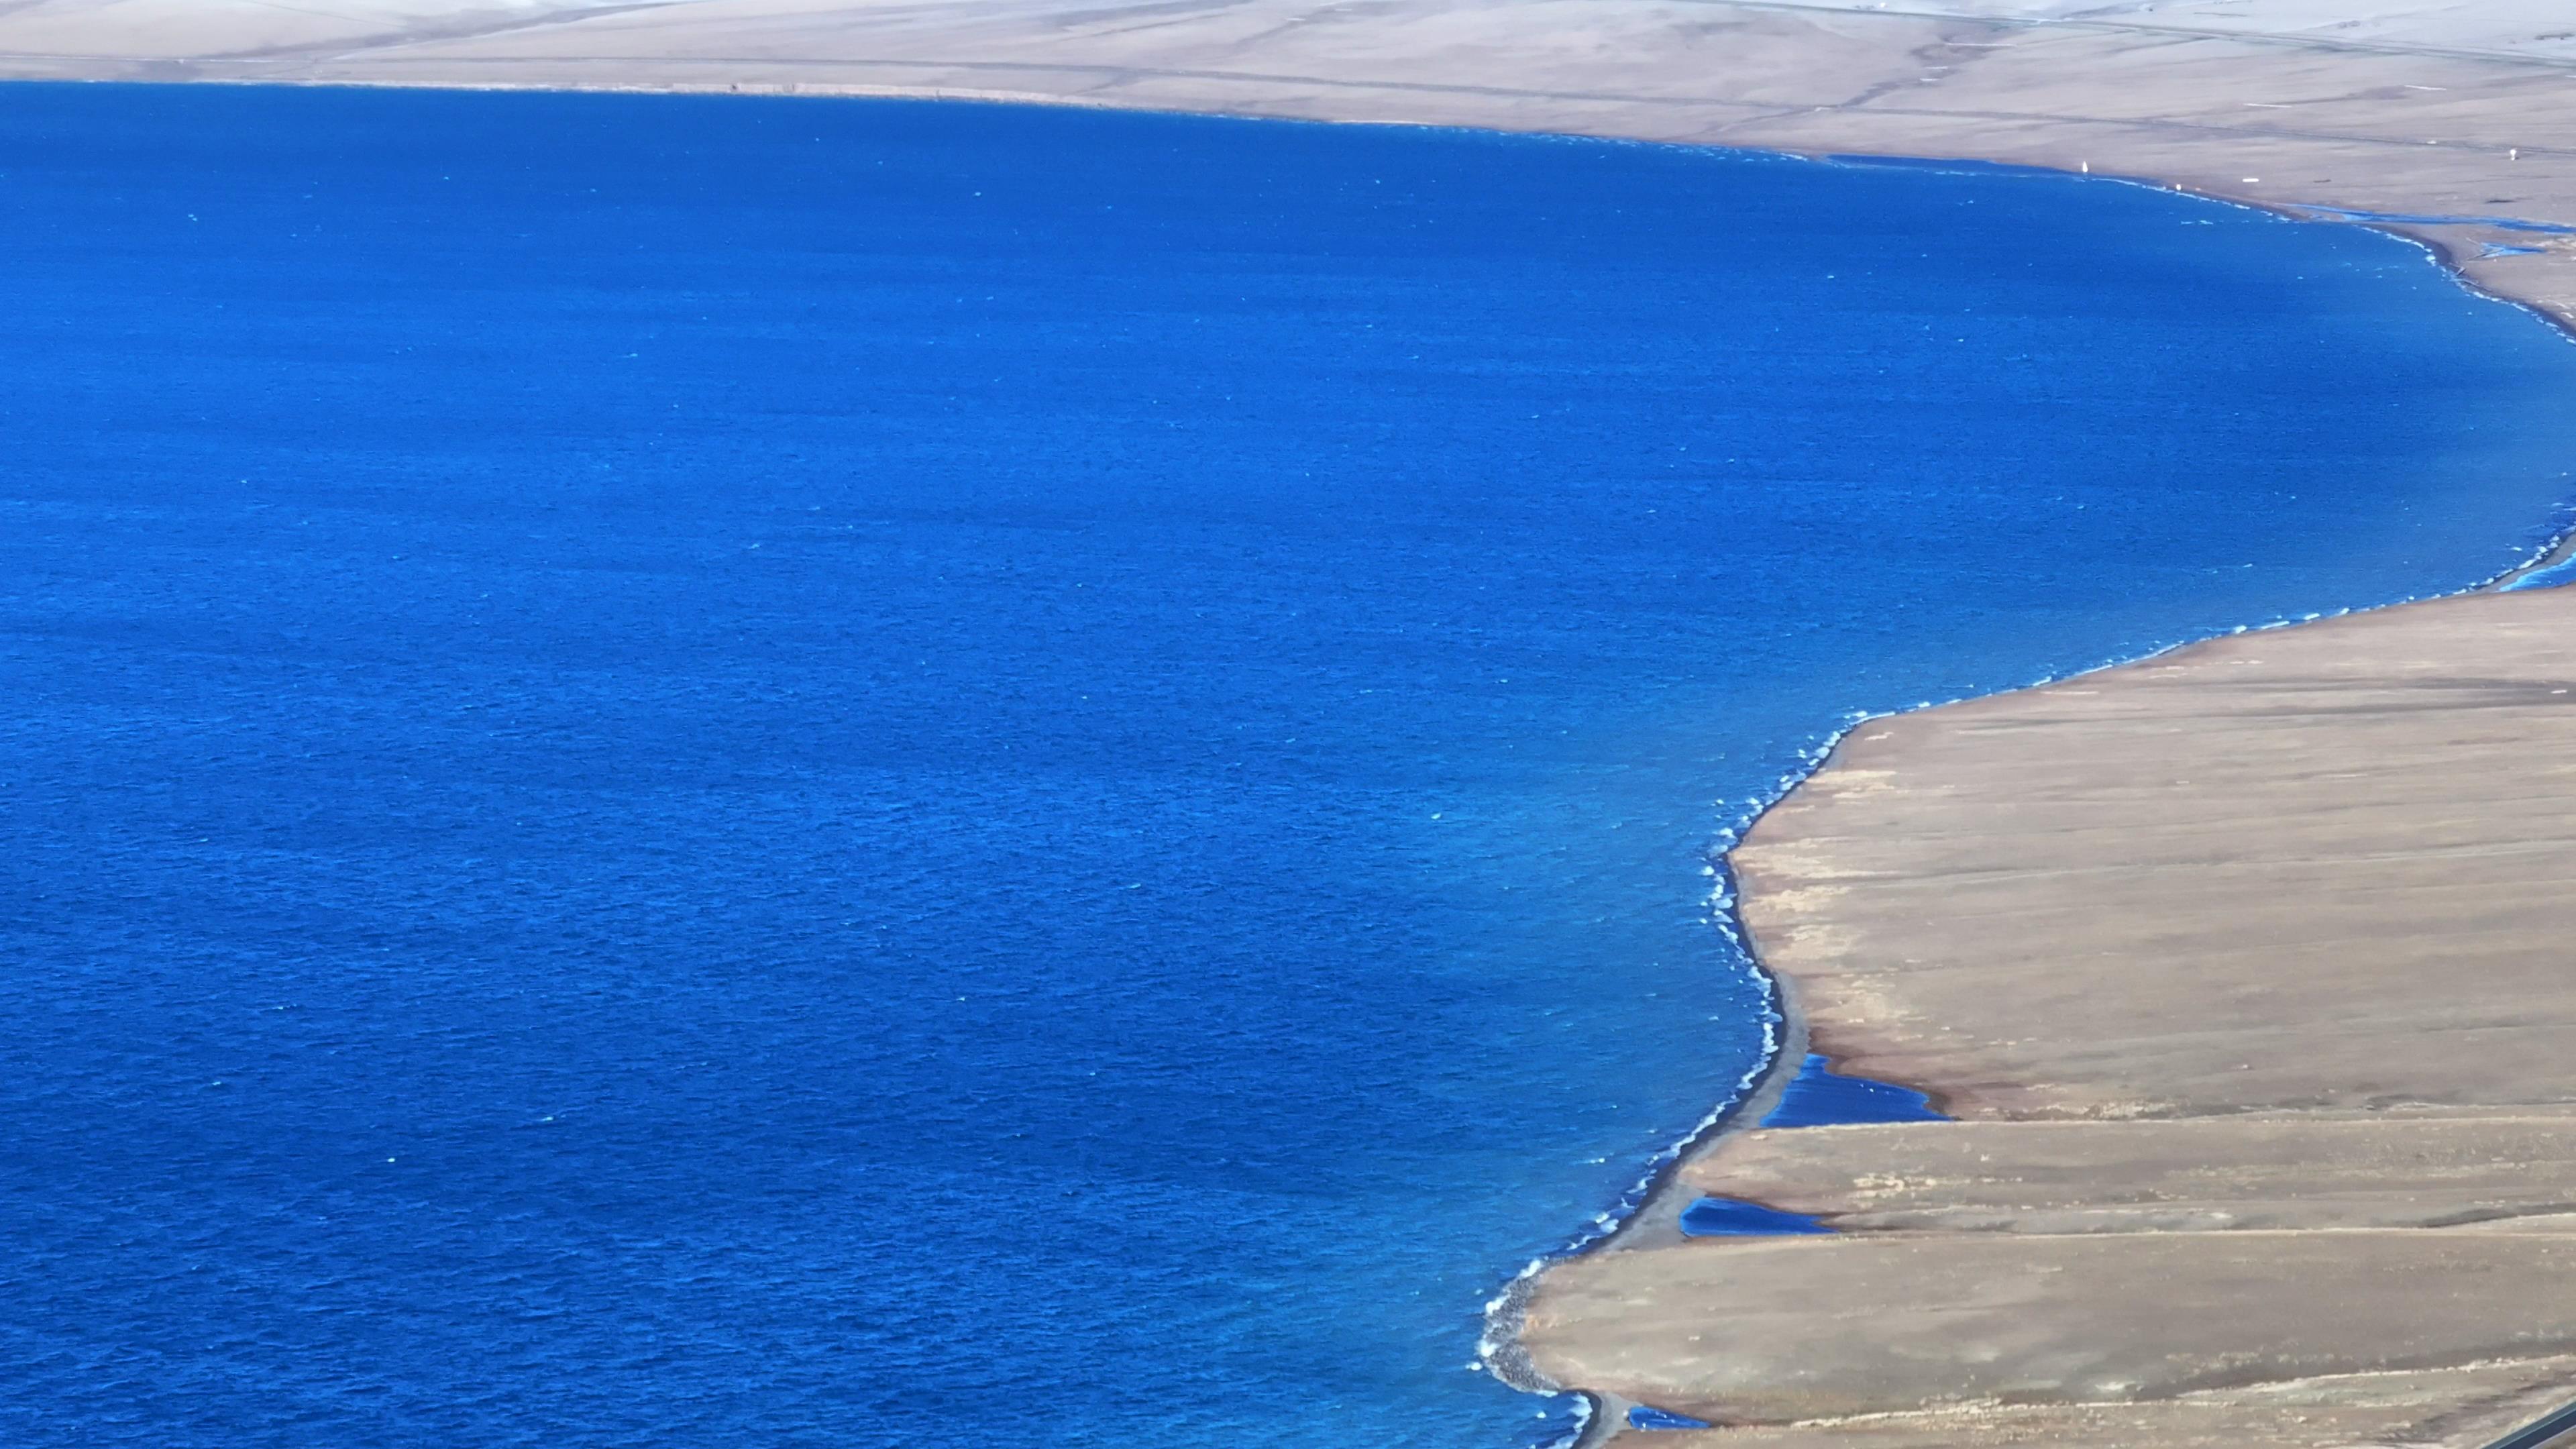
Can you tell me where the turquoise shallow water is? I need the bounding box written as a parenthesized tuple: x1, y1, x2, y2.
(3, 83, 2575, 1448)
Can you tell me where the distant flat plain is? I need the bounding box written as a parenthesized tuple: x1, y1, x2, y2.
(6, 0, 2576, 328)
(13, 3, 2576, 1446)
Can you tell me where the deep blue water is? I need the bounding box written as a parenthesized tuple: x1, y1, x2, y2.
(4, 83, 2575, 1449)
(1760, 1054, 1947, 1129)
(1676, 1197, 1829, 1238)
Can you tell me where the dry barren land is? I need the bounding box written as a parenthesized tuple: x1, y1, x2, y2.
(11, 2, 2576, 1444)
(1521, 588, 2576, 1445)
(6, 0, 2576, 327)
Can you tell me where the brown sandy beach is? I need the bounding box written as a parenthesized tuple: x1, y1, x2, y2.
(13, 3, 2576, 1443)
(1523, 588, 2576, 1444)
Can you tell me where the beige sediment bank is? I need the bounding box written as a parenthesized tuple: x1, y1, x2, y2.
(5, 1, 2576, 332)
(13, 1, 2576, 1442)
(1521, 588, 2576, 1444)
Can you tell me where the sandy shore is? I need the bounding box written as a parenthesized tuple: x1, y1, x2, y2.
(12, 2, 2576, 1442)
(1522, 588, 2576, 1444)
(5, 1, 2576, 334)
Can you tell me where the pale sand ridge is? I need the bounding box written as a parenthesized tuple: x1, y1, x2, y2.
(9, 3, 2576, 1444)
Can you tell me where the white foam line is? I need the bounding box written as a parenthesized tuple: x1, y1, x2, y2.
(1475, 138, 2576, 1446)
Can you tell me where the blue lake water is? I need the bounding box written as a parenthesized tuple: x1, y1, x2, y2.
(1759, 1054, 1947, 1129)
(4, 83, 2575, 1449)
(1676, 1197, 1830, 1238)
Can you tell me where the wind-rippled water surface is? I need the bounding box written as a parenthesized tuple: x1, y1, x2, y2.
(4, 83, 2575, 1449)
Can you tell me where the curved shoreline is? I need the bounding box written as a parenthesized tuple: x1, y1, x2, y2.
(1486, 143, 2576, 1444)
(1521, 578, 2576, 1442)
(1509, 449, 2576, 1442)
(1524, 602, 2576, 1445)
(12, 4, 2576, 1442)
(9, 0, 2576, 339)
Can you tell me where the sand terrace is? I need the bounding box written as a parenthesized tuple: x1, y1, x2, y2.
(1520, 586, 2576, 1444)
